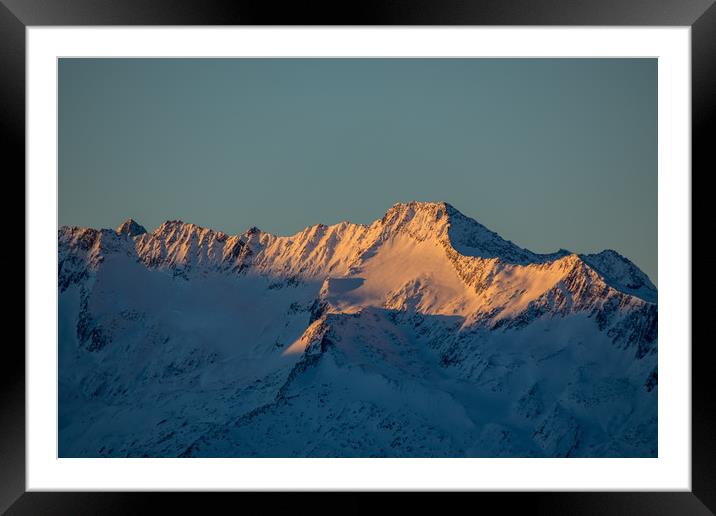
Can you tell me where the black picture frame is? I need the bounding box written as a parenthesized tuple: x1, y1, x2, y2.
(3, 1, 711, 513)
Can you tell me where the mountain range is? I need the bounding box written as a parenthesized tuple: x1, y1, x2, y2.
(58, 201, 657, 457)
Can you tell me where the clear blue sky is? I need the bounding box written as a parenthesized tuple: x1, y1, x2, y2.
(59, 58, 657, 284)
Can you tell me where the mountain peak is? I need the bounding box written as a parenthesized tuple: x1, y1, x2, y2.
(376, 200, 567, 265)
(116, 218, 147, 237)
(152, 219, 197, 234)
(384, 201, 454, 220)
(389, 200, 451, 210)
(580, 249, 657, 302)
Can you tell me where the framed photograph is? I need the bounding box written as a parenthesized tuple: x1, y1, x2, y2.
(6, 0, 711, 513)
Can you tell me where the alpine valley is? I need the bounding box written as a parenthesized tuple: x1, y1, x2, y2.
(58, 201, 657, 457)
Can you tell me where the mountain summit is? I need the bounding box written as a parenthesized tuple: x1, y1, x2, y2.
(116, 218, 147, 237)
(58, 202, 657, 458)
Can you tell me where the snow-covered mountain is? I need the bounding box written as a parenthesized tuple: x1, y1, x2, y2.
(58, 201, 657, 457)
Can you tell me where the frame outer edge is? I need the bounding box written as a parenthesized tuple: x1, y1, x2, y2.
(692, 1, 716, 513)
(0, 0, 27, 513)
(0, 0, 715, 25)
(8, 0, 714, 513)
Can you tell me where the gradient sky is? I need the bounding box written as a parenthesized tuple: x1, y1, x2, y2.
(59, 58, 657, 284)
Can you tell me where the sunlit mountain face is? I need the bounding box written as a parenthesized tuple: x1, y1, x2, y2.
(58, 201, 657, 457)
